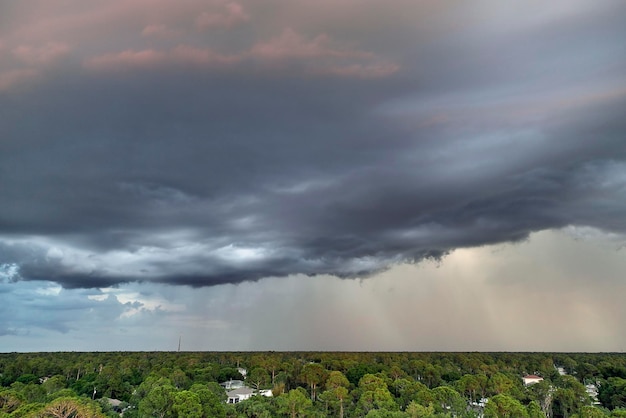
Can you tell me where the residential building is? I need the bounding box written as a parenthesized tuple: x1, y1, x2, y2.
(522, 375, 544, 386)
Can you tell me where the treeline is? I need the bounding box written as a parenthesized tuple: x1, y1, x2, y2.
(1, 352, 626, 417)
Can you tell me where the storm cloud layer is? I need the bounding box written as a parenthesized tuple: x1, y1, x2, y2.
(1, 0, 626, 288)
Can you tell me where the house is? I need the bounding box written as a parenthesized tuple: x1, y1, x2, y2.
(259, 389, 273, 397)
(227, 387, 255, 404)
(522, 375, 544, 386)
(105, 398, 123, 408)
(103, 398, 124, 413)
(220, 379, 245, 390)
(470, 398, 489, 408)
(238, 367, 248, 378)
(586, 384, 600, 404)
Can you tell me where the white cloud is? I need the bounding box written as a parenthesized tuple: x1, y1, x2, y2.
(0, 263, 20, 281)
(35, 285, 62, 296)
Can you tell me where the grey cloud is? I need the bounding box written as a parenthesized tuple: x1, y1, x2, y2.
(0, 279, 124, 336)
(0, 327, 23, 337)
(3, 230, 626, 351)
(1, 0, 626, 288)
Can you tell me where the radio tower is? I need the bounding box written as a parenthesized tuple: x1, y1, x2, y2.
(178, 335, 181, 352)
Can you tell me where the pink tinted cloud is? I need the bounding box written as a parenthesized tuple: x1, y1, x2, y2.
(84, 45, 238, 71)
(319, 62, 400, 79)
(171, 44, 240, 65)
(0, 41, 69, 91)
(7, 2, 398, 80)
(12, 42, 70, 65)
(249, 28, 373, 61)
(141, 24, 178, 38)
(195, 2, 249, 30)
(10, 0, 239, 46)
(84, 49, 167, 71)
(85, 30, 398, 79)
(247, 28, 399, 78)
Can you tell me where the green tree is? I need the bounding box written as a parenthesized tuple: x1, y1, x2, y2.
(355, 374, 397, 416)
(190, 384, 226, 418)
(46, 389, 79, 402)
(0, 389, 24, 414)
(457, 374, 481, 403)
(484, 394, 529, 418)
(300, 363, 327, 401)
(172, 390, 202, 418)
(206, 381, 228, 403)
(16, 374, 38, 385)
(320, 371, 351, 418)
(347, 364, 381, 386)
(365, 409, 409, 418)
(529, 380, 553, 416)
(35, 396, 107, 418)
(553, 388, 578, 418)
(94, 365, 131, 400)
(392, 379, 430, 410)
(170, 368, 191, 390)
(387, 365, 406, 381)
(235, 394, 275, 418)
(138, 383, 176, 418)
(527, 400, 545, 418)
(552, 376, 591, 418)
(561, 375, 591, 403)
(326, 371, 350, 391)
(577, 405, 609, 418)
(599, 377, 626, 410)
(577, 364, 600, 383)
(11, 382, 46, 403)
(248, 368, 271, 391)
(8, 401, 44, 417)
(258, 355, 282, 386)
(131, 375, 171, 407)
(217, 367, 244, 383)
(422, 365, 442, 389)
(431, 386, 466, 416)
(41, 376, 67, 396)
(488, 372, 515, 395)
(358, 374, 391, 393)
(277, 388, 312, 418)
(406, 401, 436, 418)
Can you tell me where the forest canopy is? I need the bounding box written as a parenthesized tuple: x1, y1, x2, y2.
(1, 351, 626, 417)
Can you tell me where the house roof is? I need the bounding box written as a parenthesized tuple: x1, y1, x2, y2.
(105, 398, 123, 407)
(227, 387, 254, 397)
(221, 379, 244, 386)
(221, 379, 245, 389)
(523, 375, 543, 379)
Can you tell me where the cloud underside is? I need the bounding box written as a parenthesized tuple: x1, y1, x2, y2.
(1, 0, 626, 288)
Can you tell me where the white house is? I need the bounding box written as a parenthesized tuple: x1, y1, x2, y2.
(227, 387, 255, 404)
(586, 384, 600, 404)
(221, 379, 245, 390)
(259, 389, 273, 397)
(522, 375, 544, 386)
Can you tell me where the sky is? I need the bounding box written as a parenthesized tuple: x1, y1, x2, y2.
(1, 0, 625, 352)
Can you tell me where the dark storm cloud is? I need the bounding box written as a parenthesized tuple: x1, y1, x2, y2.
(1, 0, 625, 288)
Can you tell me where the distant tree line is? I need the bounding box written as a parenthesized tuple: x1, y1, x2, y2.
(1, 351, 626, 417)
